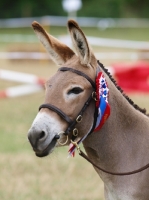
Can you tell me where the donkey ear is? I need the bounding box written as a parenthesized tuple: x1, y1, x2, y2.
(68, 20, 91, 66)
(32, 21, 74, 66)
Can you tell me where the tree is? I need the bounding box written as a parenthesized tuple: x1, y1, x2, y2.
(0, 0, 149, 19)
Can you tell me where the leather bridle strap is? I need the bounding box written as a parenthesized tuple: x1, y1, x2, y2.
(39, 64, 149, 176)
(39, 92, 95, 136)
(39, 67, 96, 136)
(78, 149, 149, 176)
(39, 104, 73, 124)
(59, 67, 96, 89)
(65, 93, 94, 136)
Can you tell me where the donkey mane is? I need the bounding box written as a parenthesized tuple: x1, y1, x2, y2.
(98, 60, 149, 117)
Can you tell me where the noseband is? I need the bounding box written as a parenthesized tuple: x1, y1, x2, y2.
(39, 67, 97, 141)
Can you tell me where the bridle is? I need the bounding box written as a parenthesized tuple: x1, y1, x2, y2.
(39, 67, 98, 142)
(39, 63, 149, 176)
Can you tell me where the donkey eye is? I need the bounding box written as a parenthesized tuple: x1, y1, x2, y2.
(68, 87, 83, 95)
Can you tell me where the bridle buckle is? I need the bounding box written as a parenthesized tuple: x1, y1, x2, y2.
(73, 128, 78, 136)
(76, 115, 82, 123)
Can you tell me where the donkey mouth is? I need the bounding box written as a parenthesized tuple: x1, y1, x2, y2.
(35, 137, 57, 157)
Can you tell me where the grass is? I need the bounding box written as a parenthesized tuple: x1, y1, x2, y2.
(0, 153, 104, 200)
(0, 60, 105, 200)
(0, 25, 149, 200)
(1, 61, 149, 200)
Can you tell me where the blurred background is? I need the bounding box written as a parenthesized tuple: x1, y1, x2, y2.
(0, 0, 149, 200)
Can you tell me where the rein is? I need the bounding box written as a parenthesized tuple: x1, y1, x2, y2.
(39, 64, 149, 176)
(72, 141, 149, 176)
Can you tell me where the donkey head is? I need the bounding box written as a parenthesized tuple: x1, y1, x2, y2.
(28, 20, 98, 157)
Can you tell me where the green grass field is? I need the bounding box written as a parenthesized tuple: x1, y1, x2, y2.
(0, 25, 149, 200)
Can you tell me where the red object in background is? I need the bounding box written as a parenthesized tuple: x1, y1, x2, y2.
(112, 61, 149, 93)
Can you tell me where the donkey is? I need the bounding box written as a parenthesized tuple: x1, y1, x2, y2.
(28, 20, 149, 200)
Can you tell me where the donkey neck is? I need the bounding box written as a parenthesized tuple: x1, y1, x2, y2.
(83, 70, 149, 181)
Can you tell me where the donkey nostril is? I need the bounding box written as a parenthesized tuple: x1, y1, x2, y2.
(39, 131, 46, 140)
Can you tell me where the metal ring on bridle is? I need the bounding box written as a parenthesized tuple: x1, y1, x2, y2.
(92, 91, 97, 101)
(57, 131, 68, 146)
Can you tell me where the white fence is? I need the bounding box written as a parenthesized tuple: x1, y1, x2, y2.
(0, 51, 149, 61)
(0, 34, 149, 60)
(0, 69, 45, 98)
(0, 16, 149, 28)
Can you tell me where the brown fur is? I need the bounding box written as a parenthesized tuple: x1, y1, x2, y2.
(28, 20, 149, 200)
(68, 20, 92, 65)
(32, 21, 74, 65)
